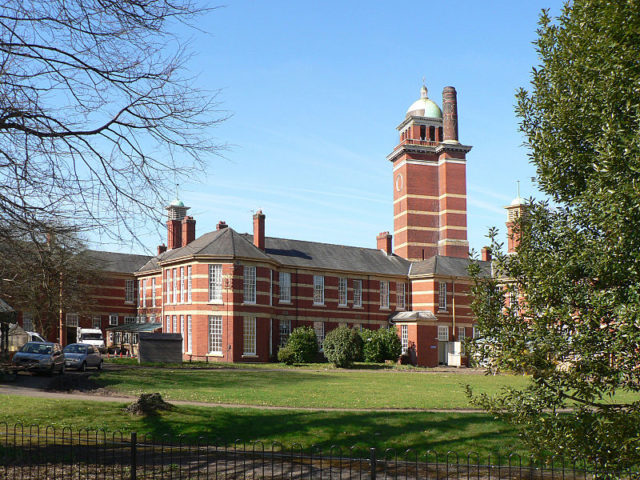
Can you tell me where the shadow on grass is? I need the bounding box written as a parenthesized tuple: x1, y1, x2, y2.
(134, 407, 520, 456)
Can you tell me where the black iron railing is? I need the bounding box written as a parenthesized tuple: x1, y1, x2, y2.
(0, 422, 636, 479)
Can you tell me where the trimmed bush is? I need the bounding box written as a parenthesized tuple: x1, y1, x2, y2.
(282, 326, 318, 364)
(322, 326, 363, 368)
(359, 327, 402, 363)
(276, 346, 296, 365)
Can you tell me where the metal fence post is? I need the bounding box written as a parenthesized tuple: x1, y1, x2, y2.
(130, 432, 137, 480)
(370, 448, 377, 480)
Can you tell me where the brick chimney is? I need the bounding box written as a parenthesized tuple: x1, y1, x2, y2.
(157, 244, 167, 255)
(253, 210, 265, 250)
(181, 216, 196, 246)
(377, 231, 393, 255)
(217, 221, 228, 230)
(481, 246, 492, 262)
(442, 86, 459, 143)
(167, 219, 182, 250)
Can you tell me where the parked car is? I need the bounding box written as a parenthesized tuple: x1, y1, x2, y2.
(63, 343, 103, 371)
(11, 342, 65, 375)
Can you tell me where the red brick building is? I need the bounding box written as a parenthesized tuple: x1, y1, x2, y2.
(17, 83, 495, 367)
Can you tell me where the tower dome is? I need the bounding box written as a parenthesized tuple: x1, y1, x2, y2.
(406, 84, 443, 119)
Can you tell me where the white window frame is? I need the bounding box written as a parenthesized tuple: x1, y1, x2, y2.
(172, 315, 177, 333)
(313, 321, 325, 351)
(438, 282, 447, 311)
(313, 275, 324, 305)
(166, 270, 170, 303)
(125, 279, 135, 304)
(187, 266, 192, 303)
(141, 279, 147, 307)
(397, 283, 406, 310)
(209, 264, 223, 303)
(279, 272, 291, 303)
(380, 281, 389, 309)
(22, 313, 34, 332)
(338, 278, 347, 306)
(244, 266, 257, 304)
(187, 315, 192, 353)
(243, 317, 256, 355)
(401, 324, 408, 354)
(66, 313, 79, 327)
(172, 268, 177, 304)
(109, 314, 119, 326)
(180, 267, 185, 303)
(437, 325, 449, 342)
(458, 326, 466, 341)
(208, 315, 223, 354)
(166, 315, 171, 333)
(124, 316, 136, 325)
(180, 315, 185, 353)
(279, 319, 291, 347)
(269, 270, 273, 306)
(92, 316, 101, 329)
(151, 278, 156, 307)
(353, 279, 362, 308)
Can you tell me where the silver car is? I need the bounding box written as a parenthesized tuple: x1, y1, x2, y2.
(12, 342, 65, 375)
(63, 343, 103, 371)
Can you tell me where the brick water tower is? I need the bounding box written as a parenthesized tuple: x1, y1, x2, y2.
(387, 83, 472, 261)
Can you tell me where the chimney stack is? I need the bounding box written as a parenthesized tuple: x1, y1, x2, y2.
(157, 244, 167, 255)
(481, 246, 492, 262)
(167, 219, 182, 250)
(253, 210, 265, 250)
(216, 221, 228, 230)
(442, 86, 459, 143)
(181, 216, 196, 246)
(377, 231, 393, 255)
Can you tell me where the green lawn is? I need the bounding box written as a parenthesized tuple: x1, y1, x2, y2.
(0, 395, 523, 457)
(96, 365, 531, 409)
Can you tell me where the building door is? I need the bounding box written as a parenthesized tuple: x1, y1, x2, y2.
(438, 341, 448, 365)
(437, 326, 449, 365)
(66, 327, 78, 345)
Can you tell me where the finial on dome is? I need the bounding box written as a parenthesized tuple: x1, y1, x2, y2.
(420, 78, 428, 99)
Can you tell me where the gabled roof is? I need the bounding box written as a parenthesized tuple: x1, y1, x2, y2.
(82, 250, 151, 274)
(410, 255, 490, 277)
(137, 228, 270, 272)
(247, 235, 411, 275)
(0, 298, 16, 323)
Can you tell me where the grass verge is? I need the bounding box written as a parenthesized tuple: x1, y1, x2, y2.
(95, 367, 531, 409)
(0, 395, 523, 457)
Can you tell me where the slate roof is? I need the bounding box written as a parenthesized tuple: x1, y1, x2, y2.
(83, 250, 151, 274)
(137, 228, 271, 272)
(0, 298, 16, 323)
(245, 234, 411, 275)
(135, 227, 489, 279)
(410, 255, 490, 277)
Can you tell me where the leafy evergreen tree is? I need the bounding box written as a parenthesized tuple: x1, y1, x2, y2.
(468, 0, 640, 469)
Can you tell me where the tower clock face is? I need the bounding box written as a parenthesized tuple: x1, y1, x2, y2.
(395, 173, 403, 192)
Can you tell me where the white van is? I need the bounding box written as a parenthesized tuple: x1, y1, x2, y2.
(26, 331, 46, 343)
(77, 328, 105, 352)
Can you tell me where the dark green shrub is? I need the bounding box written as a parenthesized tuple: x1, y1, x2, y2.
(359, 326, 402, 363)
(284, 326, 318, 363)
(322, 326, 362, 368)
(277, 346, 296, 365)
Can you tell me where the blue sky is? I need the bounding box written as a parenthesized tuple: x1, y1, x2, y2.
(102, 0, 567, 256)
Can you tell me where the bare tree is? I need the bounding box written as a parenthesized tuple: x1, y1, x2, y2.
(0, 1, 225, 245)
(0, 229, 102, 340)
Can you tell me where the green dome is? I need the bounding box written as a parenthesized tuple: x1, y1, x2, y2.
(169, 198, 184, 208)
(406, 84, 443, 119)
